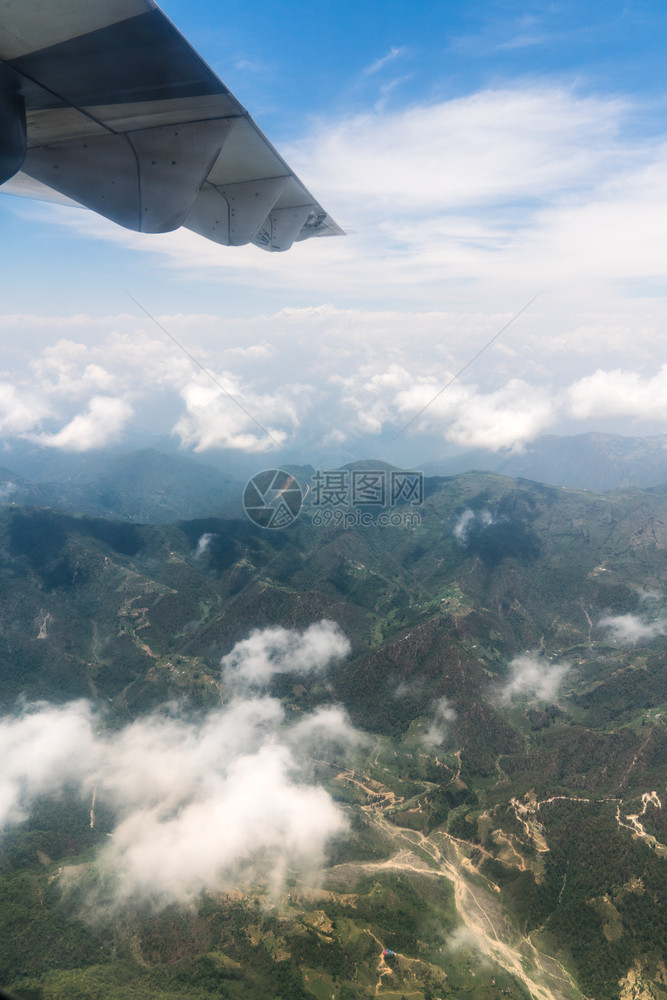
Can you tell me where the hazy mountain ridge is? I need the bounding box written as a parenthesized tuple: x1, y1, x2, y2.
(0, 472, 665, 1000)
(424, 432, 667, 492)
(0, 448, 239, 522)
(1, 432, 667, 529)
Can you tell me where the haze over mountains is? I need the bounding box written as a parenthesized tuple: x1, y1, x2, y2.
(0, 447, 665, 1000)
(1, 432, 667, 527)
(423, 432, 667, 493)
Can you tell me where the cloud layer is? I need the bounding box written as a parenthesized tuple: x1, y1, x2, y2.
(3, 304, 667, 463)
(4, 82, 667, 460)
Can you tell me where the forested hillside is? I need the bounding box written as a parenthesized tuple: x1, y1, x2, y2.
(0, 473, 665, 1000)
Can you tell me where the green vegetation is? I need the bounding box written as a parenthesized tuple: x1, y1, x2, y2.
(0, 471, 665, 999)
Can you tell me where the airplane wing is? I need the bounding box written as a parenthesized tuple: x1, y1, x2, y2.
(0, 0, 343, 252)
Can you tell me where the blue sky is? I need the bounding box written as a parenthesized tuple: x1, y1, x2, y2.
(2, 0, 667, 469)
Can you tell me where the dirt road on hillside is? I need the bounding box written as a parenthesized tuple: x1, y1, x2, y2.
(346, 818, 588, 1000)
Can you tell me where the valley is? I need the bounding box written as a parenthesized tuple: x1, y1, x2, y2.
(0, 470, 665, 1000)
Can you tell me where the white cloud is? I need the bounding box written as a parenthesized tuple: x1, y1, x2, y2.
(599, 613, 667, 643)
(496, 654, 570, 705)
(394, 377, 557, 451)
(221, 619, 350, 688)
(0, 701, 97, 829)
(423, 696, 457, 748)
(445, 926, 486, 954)
(453, 508, 497, 544)
(37, 395, 134, 451)
(32, 339, 119, 398)
(288, 705, 365, 756)
(27, 83, 663, 311)
(7, 73, 667, 464)
(294, 87, 626, 216)
(195, 532, 215, 558)
(3, 303, 667, 459)
(453, 509, 476, 544)
(0, 623, 358, 910)
(567, 366, 667, 422)
(172, 376, 302, 452)
(0, 381, 52, 435)
(98, 727, 346, 908)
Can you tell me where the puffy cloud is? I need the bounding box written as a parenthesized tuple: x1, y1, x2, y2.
(599, 613, 667, 644)
(221, 620, 350, 689)
(32, 339, 119, 398)
(329, 359, 563, 454)
(3, 301, 667, 460)
(422, 696, 457, 748)
(394, 377, 557, 451)
(97, 712, 348, 908)
(0, 381, 52, 435)
(0, 701, 97, 829)
(37, 395, 134, 451)
(287, 705, 365, 756)
(453, 509, 476, 544)
(0, 623, 357, 911)
(567, 366, 667, 423)
(172, 376, 302, 452)
(496, 654, 570, 706)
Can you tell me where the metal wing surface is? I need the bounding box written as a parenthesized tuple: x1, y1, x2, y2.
(0, 0, 342, 251)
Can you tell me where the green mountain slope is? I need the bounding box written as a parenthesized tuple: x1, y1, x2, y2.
(0, 472, 665, 1000)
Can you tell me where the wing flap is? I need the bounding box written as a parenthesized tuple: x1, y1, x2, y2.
(204, 117, 287, 186)
(183, 176, 290, 246)
(253, 205, 313, 253)
(23, 119, 233, 232)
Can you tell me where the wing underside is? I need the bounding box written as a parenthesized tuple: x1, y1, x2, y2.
(0, 0, 342, 251)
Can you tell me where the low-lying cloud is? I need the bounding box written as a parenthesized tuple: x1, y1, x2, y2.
(37, 395, 134, 451)
(599, 613, 667, 643)
(445, 926, 486, 954)
(221, 619, 350, 688)
(496, 654, 570, 705)
(0, 699, 96, 828)
(194, 532, 215, 558)
(423, 696, 457, 748)
(0, 622, 356, 912)
(453, 508, 497, 544)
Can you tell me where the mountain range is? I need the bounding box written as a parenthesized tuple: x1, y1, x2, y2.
(423, 432, 667, 492)
(0, 465, 665, 1000)
(1, 433, 667, 529)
